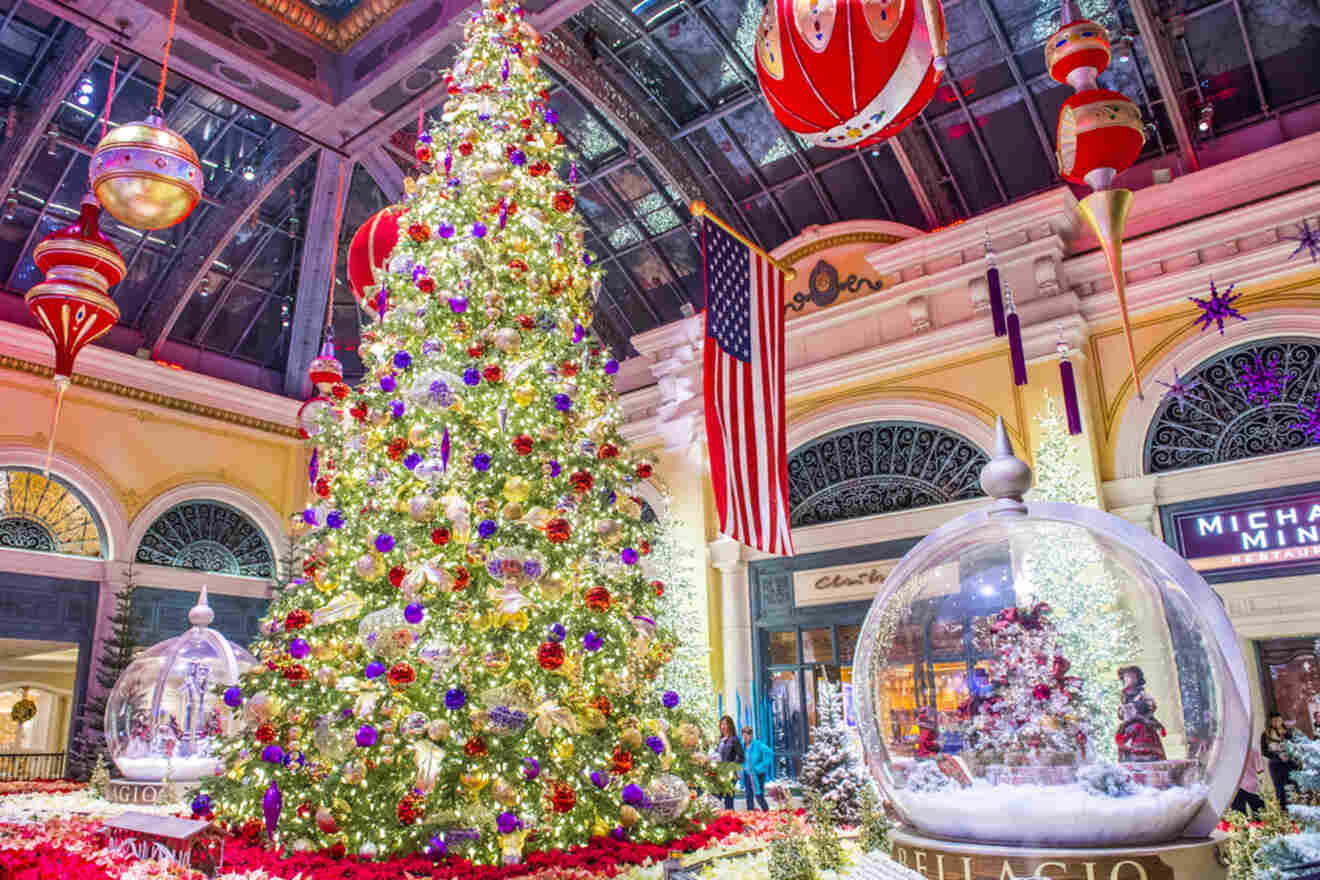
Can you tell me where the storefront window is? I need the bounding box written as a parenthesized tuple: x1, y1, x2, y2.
(802, 628, 832, 663)
(768, 669, 803, 777)
(838, 625, 861, 665)
(1258, 636, 1320, 737)
(768, 630, 797, 665)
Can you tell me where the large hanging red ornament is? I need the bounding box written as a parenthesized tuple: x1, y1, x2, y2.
(307, 340, 343, 395)
(25, 194, 125, 469)
(754, 0, 948, 148)
(347, 207, 402, 322)
(1056, 89, 1145, 190)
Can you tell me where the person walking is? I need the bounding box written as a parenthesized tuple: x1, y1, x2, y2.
(1229, 744, 1266, 815)
(1262, 712, 1297, 809)
(715, 715, 744, 810)
(741, 725, 772, 811)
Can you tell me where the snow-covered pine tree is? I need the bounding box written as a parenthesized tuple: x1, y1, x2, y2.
(799, 677, 867, 824)
(648, 517, 716, 725)
(67, 566, 140, 779)
(1246, 737, 1320, 879)
(1021, 394, 1139, 761)
(959, 602, 1091, 767)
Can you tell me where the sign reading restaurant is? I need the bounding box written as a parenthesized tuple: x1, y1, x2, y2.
(1168, 487, 1320, 574)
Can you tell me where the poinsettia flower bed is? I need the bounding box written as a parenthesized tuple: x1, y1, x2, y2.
(0, 814, 755, 880)
(0, 779, 86, 797)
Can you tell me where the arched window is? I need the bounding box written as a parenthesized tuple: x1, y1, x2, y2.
(787, 421, 989, 527)
(0, 468, 105, 557)
(1144, 336, 1320, 474)
(135, 501, 274, 578)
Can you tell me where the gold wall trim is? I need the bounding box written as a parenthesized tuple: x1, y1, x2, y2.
(780, 231, 906, 267)
(0, 354, 301, 439)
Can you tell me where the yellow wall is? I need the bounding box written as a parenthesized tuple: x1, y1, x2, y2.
(0, 360, 306, 542)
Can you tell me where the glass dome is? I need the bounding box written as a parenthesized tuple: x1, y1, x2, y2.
(853, 422, 1250, 849)
(106, 587, 257, 781)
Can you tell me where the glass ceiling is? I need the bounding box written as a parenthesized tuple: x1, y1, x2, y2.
(1, 0, 1318, 386)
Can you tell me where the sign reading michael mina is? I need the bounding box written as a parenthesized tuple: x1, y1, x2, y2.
(1168, 486, 1320, 574)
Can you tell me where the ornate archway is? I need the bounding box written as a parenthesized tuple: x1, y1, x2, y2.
(787, 422, 989, 528)
(134, 500, 275, 578)
(0, 468, 106, 558)
(1143, 336, 1320, 474)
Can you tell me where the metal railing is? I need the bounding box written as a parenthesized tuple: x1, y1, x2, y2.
(0, 752, 67, 780)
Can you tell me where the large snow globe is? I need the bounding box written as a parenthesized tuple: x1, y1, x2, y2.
(106, 587, 256, 782)
(853, 421, 1249, 848)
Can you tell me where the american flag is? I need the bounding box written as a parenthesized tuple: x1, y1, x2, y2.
(701, 216, 794, 557)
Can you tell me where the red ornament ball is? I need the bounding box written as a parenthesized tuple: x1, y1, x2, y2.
(570, 470, 594, 494)
(552, 190, 575, 213)
(538, 641, 565, 670)
(397, 792, 425, 825)
(431, 527, 451, 545)
(590, 695, 612, 717)
(550, 782, 577, 813)
(285, 609, 311, 631)
(407, 222, 431, 243)
(755, 0, 946, 148)
(1044, 14, 1111, 88)
(388, 565, 407, 587)
(585, 586, 612, 612)
(388, 662, 416, 688)
(452, 566, 471, 590)
(597, 443, 619, 460)
(611, 747, 633, 774)
(483, 364, 503, 383)
(255, 723, 276, 744)
(546, 518, 572, 544)
(652, 580, 665, 597)
(347, 207, 402, 323)
(283, 664, 308, 683)
(636, 463, 653, 479)
(464, 736, 488, 758)
(417, 277, 435, 294)
(513, 434, 534, 455)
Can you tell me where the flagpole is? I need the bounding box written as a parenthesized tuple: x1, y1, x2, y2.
(690, 201, 797, 280)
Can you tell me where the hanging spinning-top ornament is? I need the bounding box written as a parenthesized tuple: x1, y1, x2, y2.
(88, 0, 200, 229)
(755, 0, 947, 148)
(26, 194, 124, 472)
(348, 207, 403, 323)
(1046, 0, 1146, 396)
(308, 340, 344, 394)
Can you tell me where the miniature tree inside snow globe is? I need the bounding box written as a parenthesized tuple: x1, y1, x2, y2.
(105, 587, 256, 786)
(853, 419, 1250, 851)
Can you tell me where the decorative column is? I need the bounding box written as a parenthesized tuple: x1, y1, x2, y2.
(709, 535, 753, 716)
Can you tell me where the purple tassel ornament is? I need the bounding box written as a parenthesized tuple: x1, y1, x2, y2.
(308, 447, 318, 487)
(986, 233, 1006, 337)
(1006, 292, 1027, 387)
(1058, 343, 1084, 435)
(441, 427, 450, 473)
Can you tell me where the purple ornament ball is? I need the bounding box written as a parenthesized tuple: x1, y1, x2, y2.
(662, 690, 680, 709)
(445, 688, 467, 710)
(523, 757, 540, 780)
(262, 745, 285, 764)
(355, 725, 378, 747)
(288, 638, 310, 659)
(223, 686, 243, 709)
(365, 660, 385, 679)
(404, 603, 424, 624)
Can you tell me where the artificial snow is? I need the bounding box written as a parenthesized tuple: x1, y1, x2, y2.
(893, 780, 1209, 847)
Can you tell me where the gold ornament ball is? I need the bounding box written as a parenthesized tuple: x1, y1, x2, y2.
(552, 740, 574, 762)
(484, 649, 511, 673)
(315, 666, 339, 688)
(460, 771, 489, 793)
(620, 805, 640, 827)
(493, 778, 517, 804)
(513, 383, 537, 406)
(503, 476, 531, 504)
(90, 115, 202, 230)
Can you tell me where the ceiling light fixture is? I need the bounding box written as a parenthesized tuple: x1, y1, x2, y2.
(45, 126, 60, 156)
(198, 278, 210, 298)
(1197, 103, 1214, 134)
(242, 165, 256, 182)
(3, 189, 17, 221)
(1116, 34, 1134, 64)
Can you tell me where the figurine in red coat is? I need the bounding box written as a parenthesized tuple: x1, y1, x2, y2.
(914, 706, 941, 758)
(1115, 665, 1167, 762)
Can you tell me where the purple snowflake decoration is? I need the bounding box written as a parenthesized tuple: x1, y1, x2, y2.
(1155, 367, 1202, 416)
(1283, 219, 1320, 264)
(1228, 352, 1289, 407)
(1294, 392, 1320, 443)
(1189, 280, 1245, 335)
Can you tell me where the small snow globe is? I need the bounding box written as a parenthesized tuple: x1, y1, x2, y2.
(853, 421, 1250, 848)
(106, 587, 256, 781)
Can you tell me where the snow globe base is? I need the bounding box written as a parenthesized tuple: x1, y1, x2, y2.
(889, 828, 1226, 880)
(104, 778, 184, 805)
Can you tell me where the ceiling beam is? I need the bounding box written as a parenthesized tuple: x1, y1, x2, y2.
(285, 150, 354, 398)
(1127, 0, 1200, 173)
(0, 26, 102, 203)
(890, 128, 956, 228)
(358, 144, 404, 203)
(139, 130, 317, 358)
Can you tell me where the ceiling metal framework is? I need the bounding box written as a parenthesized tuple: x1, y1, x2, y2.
(0, 0, 1316, 391)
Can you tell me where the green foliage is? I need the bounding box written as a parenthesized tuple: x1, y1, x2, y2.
(856, 785, 891, 854)
(805, 790, 845, 872)
(87, 753, 111, 798)
(1222, 793, 1300, 880)
(769, 813, 816, 880)
(67, 566, 140, 780)
(651, 520, 716, 725)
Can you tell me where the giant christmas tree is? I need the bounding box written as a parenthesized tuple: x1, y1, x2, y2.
(200, 1, 710, 862)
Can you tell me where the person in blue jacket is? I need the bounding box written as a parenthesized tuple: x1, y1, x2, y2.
(741, 725, 772, 811)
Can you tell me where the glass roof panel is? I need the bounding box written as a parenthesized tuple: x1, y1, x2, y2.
(616, 39, 706, 124)
(646, 12, 740, 100)
(1181, 4, 1264, 130)
(1240, 0, 1320, 110)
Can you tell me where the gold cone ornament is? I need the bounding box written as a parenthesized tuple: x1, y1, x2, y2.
(1077, 188, 1142, 396)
